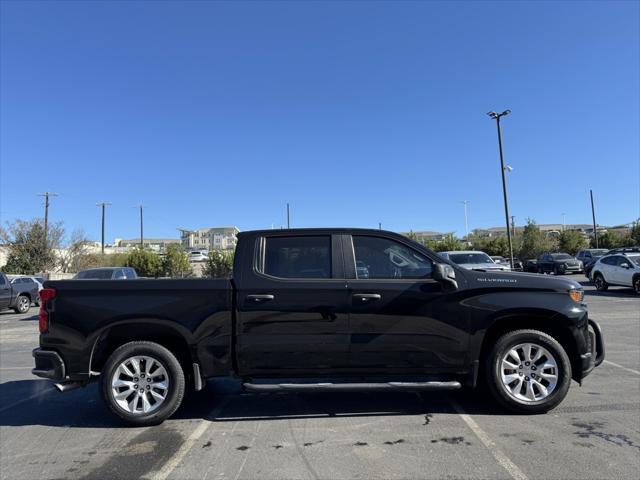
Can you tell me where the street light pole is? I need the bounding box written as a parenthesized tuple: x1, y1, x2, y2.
(135, 204, 144, 247)
(487, 110, 515, 269)
(590, 189, 598, 248)
(461, 200, 469, 238)
(287, 203, 291, 229)
(97, 201, 112, 254)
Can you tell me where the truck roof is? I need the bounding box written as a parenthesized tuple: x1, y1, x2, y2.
(238, 228, 398, 237)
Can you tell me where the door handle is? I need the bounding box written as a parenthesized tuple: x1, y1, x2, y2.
(246, 294, 275, 303)
(352, 293, 382, 302)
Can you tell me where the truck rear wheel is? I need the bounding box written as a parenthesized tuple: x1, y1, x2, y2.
(100, 341, 185, 426)
(485, 329, 571, 414)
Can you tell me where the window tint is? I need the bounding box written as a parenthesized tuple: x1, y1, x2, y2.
(353, 236, 433, 279)
(263, 236, 331, 279)
(0, 275, 5, 285)
(125, 268, 136, 279)
(601, 256, 616, 265)
(615, 256, 630, 267)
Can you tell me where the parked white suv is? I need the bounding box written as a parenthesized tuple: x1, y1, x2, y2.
(591, 252, 640, 294)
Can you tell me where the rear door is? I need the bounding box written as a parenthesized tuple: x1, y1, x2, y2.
(235, 233, 350, 375)
(344, 234, 468, 373)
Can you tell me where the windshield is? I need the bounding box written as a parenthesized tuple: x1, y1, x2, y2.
(449, 253, 494, 264)
(552, 254, 573, 260)
(591, 250, 608, 256)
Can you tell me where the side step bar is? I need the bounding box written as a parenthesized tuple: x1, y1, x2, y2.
(243, 381, 462, 393)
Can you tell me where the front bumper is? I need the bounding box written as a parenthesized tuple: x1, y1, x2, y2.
(580, 319, 605, 379)
(32, 348, 66, 381)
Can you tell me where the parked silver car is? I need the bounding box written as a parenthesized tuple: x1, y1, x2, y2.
(439, 251, 509, 271)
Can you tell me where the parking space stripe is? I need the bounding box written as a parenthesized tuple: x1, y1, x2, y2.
(145, 395, 231, 480)
(450, 399, 529, 480)
(603, 360, 640, 375)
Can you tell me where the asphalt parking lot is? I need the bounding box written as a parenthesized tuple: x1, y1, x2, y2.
(1, 274, 638, 480)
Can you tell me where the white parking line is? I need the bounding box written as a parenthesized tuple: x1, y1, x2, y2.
(603, 360, 640, 375)
(450, 399, 529, 480)
(144, 395, 231, 480)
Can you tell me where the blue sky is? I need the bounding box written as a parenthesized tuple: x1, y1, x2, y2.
(1, 0, 638, 242)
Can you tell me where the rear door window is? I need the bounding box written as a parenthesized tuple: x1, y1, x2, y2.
(261, 236, 331, 279)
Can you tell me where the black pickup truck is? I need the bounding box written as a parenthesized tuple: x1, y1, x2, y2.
(33, 228, 604, 425)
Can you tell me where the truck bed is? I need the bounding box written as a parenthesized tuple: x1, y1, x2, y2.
(41, 278, 234, 381)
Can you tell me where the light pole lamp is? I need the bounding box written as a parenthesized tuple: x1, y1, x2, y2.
(487, 109, 515, 269)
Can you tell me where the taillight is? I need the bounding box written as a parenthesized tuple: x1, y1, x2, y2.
(39, 288, 56, 333)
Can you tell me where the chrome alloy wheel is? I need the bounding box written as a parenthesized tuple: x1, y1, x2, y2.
(500, 343, 559, 403)
(111, 356, 169, 414)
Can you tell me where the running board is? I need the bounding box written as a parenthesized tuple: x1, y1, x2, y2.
(243, 380, 462, 393)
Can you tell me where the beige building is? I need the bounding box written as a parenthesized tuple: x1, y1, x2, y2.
(178, 227, 239, 251)
(114, 238, 181, 253)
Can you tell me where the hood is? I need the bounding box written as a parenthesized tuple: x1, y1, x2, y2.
(457, 263, 509, 271)
(462, 269, 582, 292)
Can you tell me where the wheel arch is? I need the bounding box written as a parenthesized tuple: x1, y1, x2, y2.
(477, 312, 581, 383)
(89, 320, 196, 385)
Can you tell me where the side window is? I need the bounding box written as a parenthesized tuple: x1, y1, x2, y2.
(125, 268, 136, 279)
(0, 275, 6, 286)
(601, 257, 615, 266)
(352, 236, 433, 279)
(262, 236, 331, 279)
(616, 256, 628, 267)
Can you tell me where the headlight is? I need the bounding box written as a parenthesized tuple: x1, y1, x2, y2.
(569, 289, 584, 303)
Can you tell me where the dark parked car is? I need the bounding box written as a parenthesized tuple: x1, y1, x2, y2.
(0, 272, 39, 313)
(33, 228, 604, 425)
(74, 267, 137, 280)
(537, 253, 583, 275)
(576, 249, 609, 279)
(524, 259, 538, 273)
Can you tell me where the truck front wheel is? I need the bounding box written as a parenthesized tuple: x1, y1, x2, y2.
(485, 330, 571, 414)
(101, 341, 185, 426)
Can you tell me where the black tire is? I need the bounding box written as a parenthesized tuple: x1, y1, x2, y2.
(101, 341, 185, 426)
(485, 329, 572, 414)
(13, 295, 30, 314)
(633, 276, 640, 295)
(593, 273, 608, 291)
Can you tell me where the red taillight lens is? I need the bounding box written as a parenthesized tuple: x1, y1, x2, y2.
(38, 288, 56, 333)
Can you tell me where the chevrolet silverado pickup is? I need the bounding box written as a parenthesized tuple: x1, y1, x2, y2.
(32, 228, 604, 425)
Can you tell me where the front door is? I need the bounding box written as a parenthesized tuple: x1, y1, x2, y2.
(235, 234, 350, 375)
(0, 274, 11, 310)
(345, 234, 468, 374)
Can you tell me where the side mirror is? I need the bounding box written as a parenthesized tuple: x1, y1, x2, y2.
(620, 263, 630, 269)
(433, 263, 458, 289)
(115, 275, 127, 280)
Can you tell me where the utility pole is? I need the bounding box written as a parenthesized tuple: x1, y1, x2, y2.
(287, 203, 290, 229)
(487, 110, 515, 269)
(135, 204, 144, 247)
(511, 215, 516, 238)
(590, 190, 598, 248)
(461, 201, 469, 238)
(37, 192, 58, 247)
(379, 222, 382, 230)
(97, 201, 112, 254)
(561, 213, 566, 232)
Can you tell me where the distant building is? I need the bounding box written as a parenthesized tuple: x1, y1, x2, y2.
(403, 231, 447, 242)
(474, 224, 594, 238)
(178, 227, 239, 251)
(114, 238, 181, 253)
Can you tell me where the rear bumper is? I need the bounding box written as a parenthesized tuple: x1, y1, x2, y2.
(32, 348, 66, 381)
(580, 319, 605, 379)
